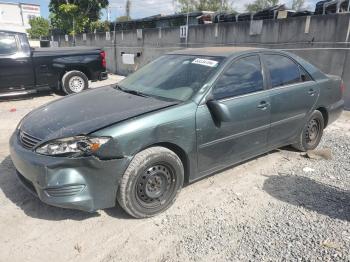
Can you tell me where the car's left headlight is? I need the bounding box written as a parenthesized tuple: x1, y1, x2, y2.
(36, 136, 111, 157)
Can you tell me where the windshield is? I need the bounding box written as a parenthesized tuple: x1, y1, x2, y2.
(118, 54, 224, 101)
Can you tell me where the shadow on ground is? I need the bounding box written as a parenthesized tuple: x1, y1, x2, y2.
(0, 156, 130, 220)
(263, 175, 350, 222)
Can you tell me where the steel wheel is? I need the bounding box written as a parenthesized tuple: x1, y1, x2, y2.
(136, 164, 175, 208)
(305, 118, 321, 147)
(292, 110, 324, 152)
(117, 147, 184, 218)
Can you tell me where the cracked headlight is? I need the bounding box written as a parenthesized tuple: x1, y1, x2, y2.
(36, 136, 111, 157)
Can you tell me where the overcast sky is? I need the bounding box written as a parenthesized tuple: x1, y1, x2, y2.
(5, 0, 319, 20)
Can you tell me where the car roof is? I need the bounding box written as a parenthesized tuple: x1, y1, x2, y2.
(168, 46, 264, 57)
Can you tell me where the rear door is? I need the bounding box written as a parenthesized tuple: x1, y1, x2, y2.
(262, 53, 319, 147)
(0, 32, 35, 93)
(196, 55, 271, 175)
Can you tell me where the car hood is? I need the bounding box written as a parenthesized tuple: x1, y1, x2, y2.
(20, 86, 178, 141)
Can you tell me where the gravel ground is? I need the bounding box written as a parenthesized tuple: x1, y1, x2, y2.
(0, 82, 349, 261)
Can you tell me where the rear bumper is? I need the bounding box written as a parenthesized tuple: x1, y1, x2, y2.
(9, 131, 129, 212)
(327, 99, 344, 126)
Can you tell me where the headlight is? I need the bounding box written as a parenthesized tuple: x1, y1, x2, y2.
(36, 136, 111, 157)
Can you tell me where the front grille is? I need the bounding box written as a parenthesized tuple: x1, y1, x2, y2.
(19, 131, 42, 150)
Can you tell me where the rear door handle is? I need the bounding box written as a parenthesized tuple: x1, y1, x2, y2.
(257, 101, 270, 109)
(308, 89, 316, 96)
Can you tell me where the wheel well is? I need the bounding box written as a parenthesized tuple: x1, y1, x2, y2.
(316, 107, 328, 127)
(61, 67, 90, 81)
(149, 142, 190, 184)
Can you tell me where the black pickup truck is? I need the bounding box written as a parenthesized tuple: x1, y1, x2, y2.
(0, 30, 107, 97)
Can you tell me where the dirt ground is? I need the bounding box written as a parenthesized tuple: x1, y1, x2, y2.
(0, 79, 349, 261)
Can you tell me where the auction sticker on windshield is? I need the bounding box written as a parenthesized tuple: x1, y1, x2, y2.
(192, 58, 219, 67)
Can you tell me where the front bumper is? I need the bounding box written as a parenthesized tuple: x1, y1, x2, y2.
(9, 132, 129, 212)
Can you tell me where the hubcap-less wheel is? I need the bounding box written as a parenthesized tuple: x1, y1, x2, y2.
(305, 118, 321, 147)
(68, 76, 85, 93)
(136, 164, 175, 207)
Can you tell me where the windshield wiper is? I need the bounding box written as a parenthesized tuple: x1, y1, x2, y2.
(115, 84, 149, 97)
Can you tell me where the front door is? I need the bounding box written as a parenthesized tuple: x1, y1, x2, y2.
(196, 55, 271, 176)
(0, 32, 34, 93)
(262, 53, 319, 147)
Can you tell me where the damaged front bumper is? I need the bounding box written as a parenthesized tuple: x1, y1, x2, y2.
(9, 132, 129, 212)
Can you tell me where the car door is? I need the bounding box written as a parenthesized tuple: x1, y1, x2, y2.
(196, 54, 271, 175)
(0, 32, 35, 93)
(262, 53, 319, 148)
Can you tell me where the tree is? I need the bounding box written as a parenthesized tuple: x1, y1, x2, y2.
(27, 17, 50, 39)
(291, 0, 305, 10)
(49, 0, 109, 34)
(89, 20, 110, 32)
(177, 0, 234, 13)
(245, 0, 279, 13)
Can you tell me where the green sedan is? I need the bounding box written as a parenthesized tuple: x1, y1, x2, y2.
(10, 47, 344, 218)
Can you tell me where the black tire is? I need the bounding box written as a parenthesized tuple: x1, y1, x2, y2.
(117, 147, 184, 218)
(292, 110, 324, 152)
(61, 70, 88, 95)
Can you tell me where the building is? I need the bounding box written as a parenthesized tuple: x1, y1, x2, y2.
(0, 2, 40, 32)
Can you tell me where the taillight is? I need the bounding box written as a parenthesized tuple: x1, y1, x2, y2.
(100, 51, 106, 68)
(340, 81, 345, 95)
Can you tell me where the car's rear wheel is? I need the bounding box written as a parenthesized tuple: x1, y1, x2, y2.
(61, 70, 88, 95)
(117, 147, 184, 218)
(292, 110, 324, 152)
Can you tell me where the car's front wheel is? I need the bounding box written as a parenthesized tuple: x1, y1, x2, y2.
(61, 70, 88, 95)
(117, 147, 184, 218)
(292, 110, 324, 151)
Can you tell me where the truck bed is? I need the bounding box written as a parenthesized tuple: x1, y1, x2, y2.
(33, 46, 102, 56)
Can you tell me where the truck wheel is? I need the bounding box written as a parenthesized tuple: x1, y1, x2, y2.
(117, 147, 184, 218)
(62, 71, 88, 94)
(292, 110, 324, 152)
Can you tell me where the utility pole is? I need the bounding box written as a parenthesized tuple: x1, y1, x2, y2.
(186, 0, 189, 47)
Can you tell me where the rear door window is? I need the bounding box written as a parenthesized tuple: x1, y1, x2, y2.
(0, 34, 18, 55)
(213, 55, 264, 100)
(264, 54, 302, 88)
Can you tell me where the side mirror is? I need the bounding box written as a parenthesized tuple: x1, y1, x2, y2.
(206, 99, 231, 123)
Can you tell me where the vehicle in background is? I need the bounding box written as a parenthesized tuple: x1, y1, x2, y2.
(0, 30, 107, 97)
(10, 47, 344, 218)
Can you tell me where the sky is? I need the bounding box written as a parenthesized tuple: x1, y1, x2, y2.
(3, 0, 319, 20)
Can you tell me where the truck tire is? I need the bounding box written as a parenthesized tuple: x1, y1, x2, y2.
(292, 110, 324, 152)
(117, 147, 184, 218)
(61, 70, 88, 95)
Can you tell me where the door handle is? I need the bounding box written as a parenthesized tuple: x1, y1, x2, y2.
(308, 89, 316, 96)
(40, 64, 48, 69)
(257, 101, 270, 109)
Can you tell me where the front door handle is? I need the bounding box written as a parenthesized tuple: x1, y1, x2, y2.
(257, 101, 270, 110)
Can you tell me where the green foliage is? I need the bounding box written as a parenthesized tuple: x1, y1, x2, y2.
(27, 17, 50, 39)
(177, 0, 234, 13)
(49, 0, 109, 34)
(89, 20, 110, 32)
(245, 0, 279, 12)
(117, 16, 131, 22)
(291, 0, 305, 10)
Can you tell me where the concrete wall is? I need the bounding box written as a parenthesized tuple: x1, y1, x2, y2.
(55, 13, 350, 109)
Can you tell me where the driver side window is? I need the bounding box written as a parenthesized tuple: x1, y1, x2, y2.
(213, 55, 264, 100)
(0, 34, 18, 55)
